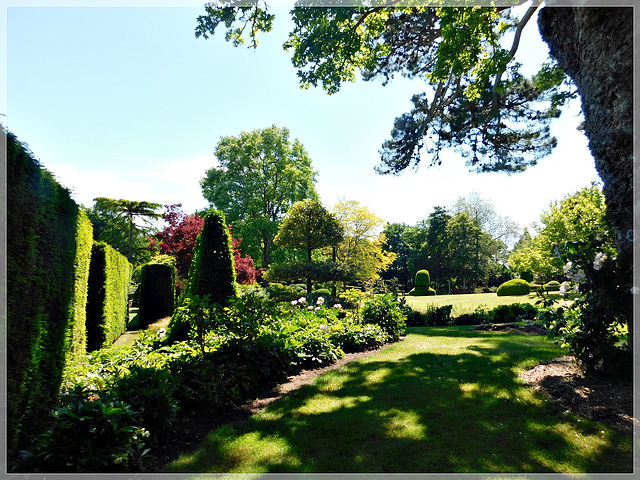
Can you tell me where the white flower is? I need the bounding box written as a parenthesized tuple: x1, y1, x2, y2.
(315, 306, 321, 311)
(573, 284, 580, 293)
(316, 297, 325, 305)
(291, 300, 298, 306)
(333, 304, 342, 309)
(307, 306, 313, 310)
(319, 324, 327, 332)
(298, 297, 307, 304)
(593, 252, 607, 270)
(562, 301, 569, 308)
(559, 281, 570, 295)
(563, 261, 573, 274)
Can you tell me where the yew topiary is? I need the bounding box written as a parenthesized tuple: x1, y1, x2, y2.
(496, 278, 530, 296)
(187, 210, 236, 307)
(407, 269, 436, 296)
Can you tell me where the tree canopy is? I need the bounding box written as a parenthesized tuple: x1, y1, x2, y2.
(272, 199, 344, 293)
(332, 200, 396, 285)
(88, 197, 162, 264)
(196, 3, 574, 175)
(508, 184, 614, 281)
(201, 124, 318, 268)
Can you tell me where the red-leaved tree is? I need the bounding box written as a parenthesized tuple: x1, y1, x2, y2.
(150, 204, 204, 283)
(229, 225, 261, 285)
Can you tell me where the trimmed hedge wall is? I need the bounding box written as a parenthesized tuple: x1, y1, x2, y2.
(86, 242, 131, 351)
(139, 263, 175, 327)
(187, 210, 236, 306)
(62, 210, 94, 372)
(6, 130, 90, 449)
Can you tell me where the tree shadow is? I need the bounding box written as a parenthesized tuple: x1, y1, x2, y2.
(168, 330, 633, 474)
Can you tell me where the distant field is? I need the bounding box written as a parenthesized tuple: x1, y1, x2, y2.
(403, 292, 564, 317)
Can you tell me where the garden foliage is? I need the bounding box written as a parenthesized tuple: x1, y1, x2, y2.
(496, 278, 531, 296)
(86, 242, 131, 351)
(187, 210, 236, 306)
(6, 130, 94, 450)
(138, 263, 175, 327)
(12, 286, 407, 472)
(407, 269, 437, 296)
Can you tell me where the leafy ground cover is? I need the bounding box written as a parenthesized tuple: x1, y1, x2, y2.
(404, 292, 564, 317)
(164, 326, 632, 474)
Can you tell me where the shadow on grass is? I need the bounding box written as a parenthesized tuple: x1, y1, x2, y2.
(166, 328, 633, 474)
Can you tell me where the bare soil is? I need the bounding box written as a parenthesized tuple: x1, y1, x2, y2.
(520, 355, 636, 432)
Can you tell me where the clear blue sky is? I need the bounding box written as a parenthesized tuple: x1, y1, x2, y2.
(4, 1, 601, 233)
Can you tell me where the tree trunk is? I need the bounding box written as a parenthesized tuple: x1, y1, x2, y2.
(538, 6, 634, 347)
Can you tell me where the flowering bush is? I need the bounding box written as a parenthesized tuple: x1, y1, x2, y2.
(539, 239, 630, 375)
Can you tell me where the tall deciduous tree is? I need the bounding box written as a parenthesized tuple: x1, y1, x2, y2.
(200, 124, 318, 268)
(89, 197, 162, 264)
(195, 2, 634, 362)
(508, 184, 614, 281)
(332, 200, 396, 285)
(272, 199, 344, 293)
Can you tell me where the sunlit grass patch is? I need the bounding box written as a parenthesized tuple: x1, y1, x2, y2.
(165, 327, 633, 474)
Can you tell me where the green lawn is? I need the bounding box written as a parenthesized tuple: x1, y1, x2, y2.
(164, 327, 632, 475)
(403, 292, 564, 317)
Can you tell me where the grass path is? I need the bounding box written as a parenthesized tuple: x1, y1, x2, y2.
(164, 327, 632, 475)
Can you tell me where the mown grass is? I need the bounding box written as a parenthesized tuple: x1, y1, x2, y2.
(404, 292, 564, 317)
(164, 327, 632, 475)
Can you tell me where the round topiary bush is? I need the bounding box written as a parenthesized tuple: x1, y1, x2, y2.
(408, 269, 437, 296)
(544, 280, 561, 292)
(496, 278, 530, 296)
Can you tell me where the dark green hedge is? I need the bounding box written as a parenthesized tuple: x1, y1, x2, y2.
(86, 242, 131, 351)
(6, 130, 86, 449)
(187, 210, 236, 306)
(139, 263, 175, 327)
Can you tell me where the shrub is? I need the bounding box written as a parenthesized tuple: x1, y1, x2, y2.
(496, 278, 530, 296)
(187, 210, 236, 307)
(361, 295, 406, 340)
(489, 303, 539, 324)
(544, 280, 561, 292)
(110, 366, 179, 444)
(86, 242, 131, 351)
(266, 283, 300, 304)
(10, 387, 150, 473)
(329, 321, 387, 353)
(138, 263, 175, 327)
(407, 269, 437, 296)
(454, 313, 485, 326)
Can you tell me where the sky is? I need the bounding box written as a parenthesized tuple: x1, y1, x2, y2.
(4, 0, 602, 236)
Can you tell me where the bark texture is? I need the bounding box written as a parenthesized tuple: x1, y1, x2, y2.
(538, 7, 634, 347)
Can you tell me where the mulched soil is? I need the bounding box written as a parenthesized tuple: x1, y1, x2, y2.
(519, 355, 636, 432)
